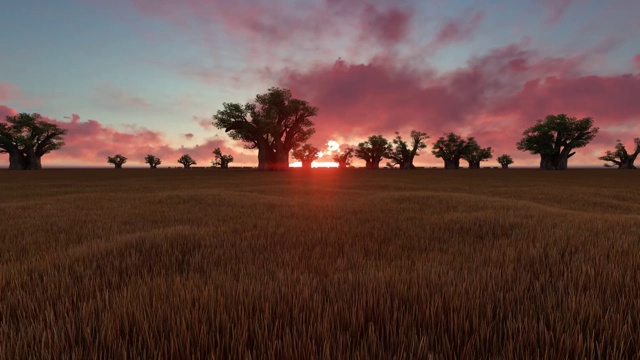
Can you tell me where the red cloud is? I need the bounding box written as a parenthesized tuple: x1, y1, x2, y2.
(0, 105, 18, 119)
(0, 112, 254, 168)
(362, 5, 412, 45)
(280, 43, 640, 167)
(184, 133, 194, 140)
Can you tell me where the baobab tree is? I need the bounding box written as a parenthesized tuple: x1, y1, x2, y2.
(107, 154, 127, 169)
(517, 114, 598, 170)
(431, 133, 476, 169)
(291, 144, 320, 169)
(332, 148, 354, 169)
(386, 130, 429, 169)
(462, 142, 492, 169)
(144, 154, 161, 169)
(355, 135, 391, 169)
(599, 138, 640, 169)
(212, 148, 234, 169)
(213, 87, 318, 170)
(0, 113, 67, 170)
(497, 154, 514, 169)
(178, 154, 196, 168)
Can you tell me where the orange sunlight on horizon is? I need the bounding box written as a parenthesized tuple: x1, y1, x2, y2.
(289, 140, 341, 168)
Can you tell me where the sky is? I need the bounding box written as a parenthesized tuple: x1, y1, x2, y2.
(1, 0, 639, 168)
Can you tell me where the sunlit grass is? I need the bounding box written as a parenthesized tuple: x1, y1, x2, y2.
(1, 168, 639, 358)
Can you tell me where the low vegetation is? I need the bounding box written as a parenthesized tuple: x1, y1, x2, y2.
(1, 169, 639, 358)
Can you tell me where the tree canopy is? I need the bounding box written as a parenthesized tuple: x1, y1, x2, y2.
(291, 143, 320, 169)
(213, 87, 318, 170)
(212, 148, 234, 169)
(332, 148, 354, 169)
(431, 133, 476, 169)
(462, 141, 492, 169)
(0, 113, 67, 170)
(386, 130, 429, 169)
(354, 135, 391, 169)
(517, 114, 598, 170)
(144, 155, 161, 169)
(107, 154, 127, 169)
(178, 154, 196, 168)
(497, 154, 514, 169)
(598, 138, 640, 169)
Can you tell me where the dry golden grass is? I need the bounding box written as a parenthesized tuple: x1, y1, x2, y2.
(1, 168, 639, 358)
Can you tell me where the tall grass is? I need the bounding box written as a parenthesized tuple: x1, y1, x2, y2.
(1, 169, 639, 358)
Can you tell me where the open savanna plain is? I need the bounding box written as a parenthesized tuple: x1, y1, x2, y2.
(1, 168, 639, 358)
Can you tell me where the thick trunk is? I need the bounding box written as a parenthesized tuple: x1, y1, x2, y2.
(221, 162, 229, 169)
(8, 149, 27, 170)
(468, 161, 480, 169)
(443, 158, 459, 169)
(301, 161, 312, 169)
(540, 154, 569, 170)
(366, 160, 380, 169)
(338, 163, 347, 169)
(115, 163, 122, 169)
(501, 164, 509, 169)
(401, 161, 413, 170)
(619, 158, 636, 169)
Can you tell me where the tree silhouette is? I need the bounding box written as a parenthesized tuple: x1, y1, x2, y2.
(144, 154, 161, 169)
(355, 135, 391, 169)
(178, 154, 196, 168)
(213, 87, 318, 170)
(517, 114, 598, 170)
(386, 130, 429, 169)
(0, 113, 67, 170)
(291, 143, 320, 169)
(332, 148, 354, 169)
(497, 154, 514, 169)
(212, 148, 234, 169)
(599, 138, 640, 169)
(107, 154, 127, 169)
(462, 141, 492, 169)
(431, 133, 475, 169)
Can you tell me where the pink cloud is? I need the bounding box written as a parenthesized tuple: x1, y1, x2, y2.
(539, 0, 575, 25)
(184, 133, 194, 140)
(634, 54, 640, 70)
(433, 11, 485, 47)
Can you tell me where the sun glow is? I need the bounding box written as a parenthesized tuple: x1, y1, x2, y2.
(289, 140, 341, 168)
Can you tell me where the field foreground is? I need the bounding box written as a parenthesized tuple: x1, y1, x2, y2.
(1, 169, 639, 358)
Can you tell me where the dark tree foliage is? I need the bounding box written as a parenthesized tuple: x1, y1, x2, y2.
(107, 154, 127, 169)
(431, 133, 476, 169)
(144, 154, 161, 169)
(213, 87, 318, 170)
(212, 148, 234, 169)
(497, 154, 514, 169)
(355, 135, 391, 169)
(178, 154, 196, 168)
(517, 114, 598, 170)
(291, 143, 320, 169)
(386, 130, 429, 170)
(598, 138, 640, 169)
(462, 142, 492, 169)
(0, 113, 67, 170)
(332, 148, 354, 169)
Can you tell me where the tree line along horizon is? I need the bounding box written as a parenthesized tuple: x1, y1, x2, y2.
(1, 87, 639, 171)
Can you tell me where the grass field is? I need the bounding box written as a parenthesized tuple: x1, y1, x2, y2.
(1, 168, 639, 358)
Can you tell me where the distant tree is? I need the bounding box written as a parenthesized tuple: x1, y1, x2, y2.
(599, 138, 640, 169)
(517, 114, 598, 170)
(107, 154, 127, 169)
(178, 154, 196, 168)
(291, 143, 320, 169)
(332, 148, 354, 169)
(355, 135, 392, 169)
(144, 154, 161, 169)
(386, 130, 430, 169)
(497, 154, 514, 169)
(431, 133, 476, 169)
(213, 87, 318, 170)
(212, 148, 234, 169)
(0, 113, 67, 170)
(462, 142, 492, 169)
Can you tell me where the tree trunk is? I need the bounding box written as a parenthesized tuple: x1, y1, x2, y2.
(115, 163, 122, 169)
(301, 161, 312, 169)
(8, 149, 27, 170)
(366, 160, 380, 169)
(401, 161, 413, 170)
(501, 164, 509, 169)
(468, 161, 480, 169)
(619, 158, 636, 169)
(540, 154, 569, 170)
(443, 159, 459, 169)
